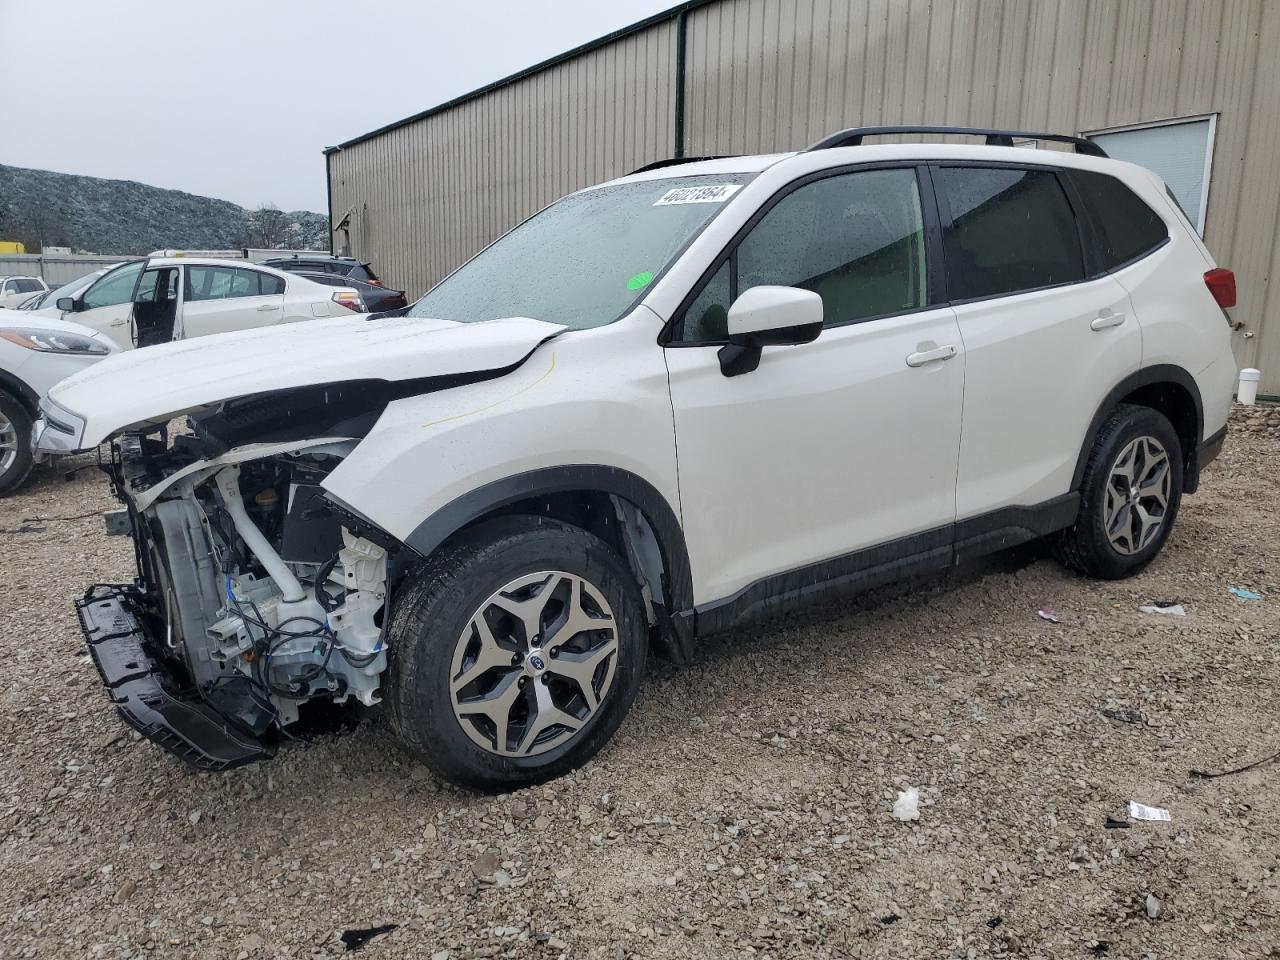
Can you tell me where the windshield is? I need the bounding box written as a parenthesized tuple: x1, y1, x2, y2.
(408, 174, 751, 329)
(42, 269, 109, 307)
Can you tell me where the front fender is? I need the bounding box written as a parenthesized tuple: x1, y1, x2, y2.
(321, 327, 682, 571)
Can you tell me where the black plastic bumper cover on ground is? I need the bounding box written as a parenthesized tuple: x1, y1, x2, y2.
(76, 584, 272, 772)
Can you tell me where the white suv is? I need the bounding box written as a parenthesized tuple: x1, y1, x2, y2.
(0, 276, 50, 309)
(46, 256, 364, 350)
(43, 127, 1236, 789)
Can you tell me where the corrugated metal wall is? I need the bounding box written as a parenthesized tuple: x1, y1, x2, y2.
(330, 0, 1280, 389)
(682, 0, 1279, 383)
(328, 19, 677, 299)
(0, 254, 126, 285)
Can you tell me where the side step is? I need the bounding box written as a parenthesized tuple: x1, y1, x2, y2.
(76, 585, 272, 772)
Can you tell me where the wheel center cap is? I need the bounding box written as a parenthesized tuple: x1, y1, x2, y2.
(526, 648, 547, 676)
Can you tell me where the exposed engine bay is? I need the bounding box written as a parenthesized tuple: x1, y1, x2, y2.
(82, 407, 407, 769)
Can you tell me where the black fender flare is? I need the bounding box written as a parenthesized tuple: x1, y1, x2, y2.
(404, 464, 695, 617)
(0, 369, 40, 417)
(1070, 363, 1204, 493)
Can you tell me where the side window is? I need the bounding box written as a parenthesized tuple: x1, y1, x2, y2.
(228, 269, 285, 297)
(134, 269, 164, 303)
(136, 269, 179, 303)
(17, 278, 41, 292)
(1067, 169, 1169, 270)
(937, 167, 1085, 301)
(683, 261, 732, 342)
(739, 169, 927, 325)
(185, 265, 238, 301)
(303, 273, 342, 288)
(675, 168, 928, 341)
(82, 260, 144, 309)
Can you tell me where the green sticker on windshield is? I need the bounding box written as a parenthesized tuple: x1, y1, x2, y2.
(627, 271, 654, 291)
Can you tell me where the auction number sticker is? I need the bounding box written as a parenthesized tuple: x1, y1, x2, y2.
(654, 184, 743, 205)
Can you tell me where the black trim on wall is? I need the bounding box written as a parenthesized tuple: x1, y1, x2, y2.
(324, 1, 717, 155)
(325, 159, 334, 257)
(674, 10, 688, 159)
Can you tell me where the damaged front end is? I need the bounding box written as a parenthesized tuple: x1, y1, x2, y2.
(82, 418, 400, 771)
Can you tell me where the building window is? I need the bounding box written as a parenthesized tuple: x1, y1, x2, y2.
(1085, 115, 1216, 235)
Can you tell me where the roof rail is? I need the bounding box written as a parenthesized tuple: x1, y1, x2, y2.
(806, 126, 1108, 158)
(628, 155, 734, 175)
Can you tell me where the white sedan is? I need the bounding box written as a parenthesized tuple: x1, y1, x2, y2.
(0, 257, 364, 494)
(0, 276, 50, 309)
(0, 315, 118, 494)
(47, 256, 364, 350)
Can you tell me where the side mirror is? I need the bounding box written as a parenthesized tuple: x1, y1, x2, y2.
(56, 297, 77, 312)
(718, 285, 823, 377)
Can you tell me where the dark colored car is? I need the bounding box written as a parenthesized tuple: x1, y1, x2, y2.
(262, 255, 382, 285)
(294, 271, 408, 313)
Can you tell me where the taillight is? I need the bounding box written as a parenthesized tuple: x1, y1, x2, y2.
(1204, 268, 1236, 309)
(332, 289, 364, 312)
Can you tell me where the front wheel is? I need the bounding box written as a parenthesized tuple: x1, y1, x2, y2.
(0, 391, 34, 497)
(1055, 404, 1184, 579)
(384, 516, 648, 790)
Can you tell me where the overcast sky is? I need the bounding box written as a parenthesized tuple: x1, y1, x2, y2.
(0, 0, 672, 213)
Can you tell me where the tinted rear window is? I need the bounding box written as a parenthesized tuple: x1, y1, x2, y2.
(938, 167, 1085, 301)
(1068, 169, 1169, 270)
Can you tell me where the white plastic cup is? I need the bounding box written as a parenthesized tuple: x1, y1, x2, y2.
(1238, 367, 1261, 405)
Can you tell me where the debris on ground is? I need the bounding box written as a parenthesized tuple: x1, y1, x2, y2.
(340, 925, 398, 951)
(1190, 746, 1280, 779)
(891, 787, 920, 822)
(1129, 801, 1172, 822)
(1037, 608, 1062, 623)
(1228, 586, 1263, 600)
(1145, 893, 1163, 920)
(1139, 602, 1186, 616)
(1100, 703, 1147, 725)
(1104, 817, 1131, 830)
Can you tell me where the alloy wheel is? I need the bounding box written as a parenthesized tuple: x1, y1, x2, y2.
(1105, 435, 1172, 555)
(449, 570, 619, 757)
(0, 410, 17, 475)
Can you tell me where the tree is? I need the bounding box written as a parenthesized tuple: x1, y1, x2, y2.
(0, 199, 68, 252)
(245, 204, 293, 249)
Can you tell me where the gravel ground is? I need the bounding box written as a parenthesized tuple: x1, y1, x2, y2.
(1, 413, 1278, 960)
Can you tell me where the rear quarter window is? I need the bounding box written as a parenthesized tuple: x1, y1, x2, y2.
(937, 166, 1085, 301)
(1067, 169, 1169, 270)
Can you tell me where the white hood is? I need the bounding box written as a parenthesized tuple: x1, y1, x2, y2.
(46, 313, 566, 448)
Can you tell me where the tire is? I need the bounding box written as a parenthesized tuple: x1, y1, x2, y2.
(384, 515, 648, 790)
(1055, 403, 1184, 580)
(0, 390, 34, 498)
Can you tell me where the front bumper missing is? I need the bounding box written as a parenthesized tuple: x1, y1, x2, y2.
(76, 584, 272, 772)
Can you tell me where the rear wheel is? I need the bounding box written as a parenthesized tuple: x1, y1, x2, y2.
(1056, 404, 1183, 579)
(0, 391, 34, 497)
(384, 516, 647, 790)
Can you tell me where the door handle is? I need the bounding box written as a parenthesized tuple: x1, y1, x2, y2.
(1090, 311, 1126, 331)
(905, 344, 958, 367)
(256, 303, 278, 312)
(109, 318, 126, 326)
